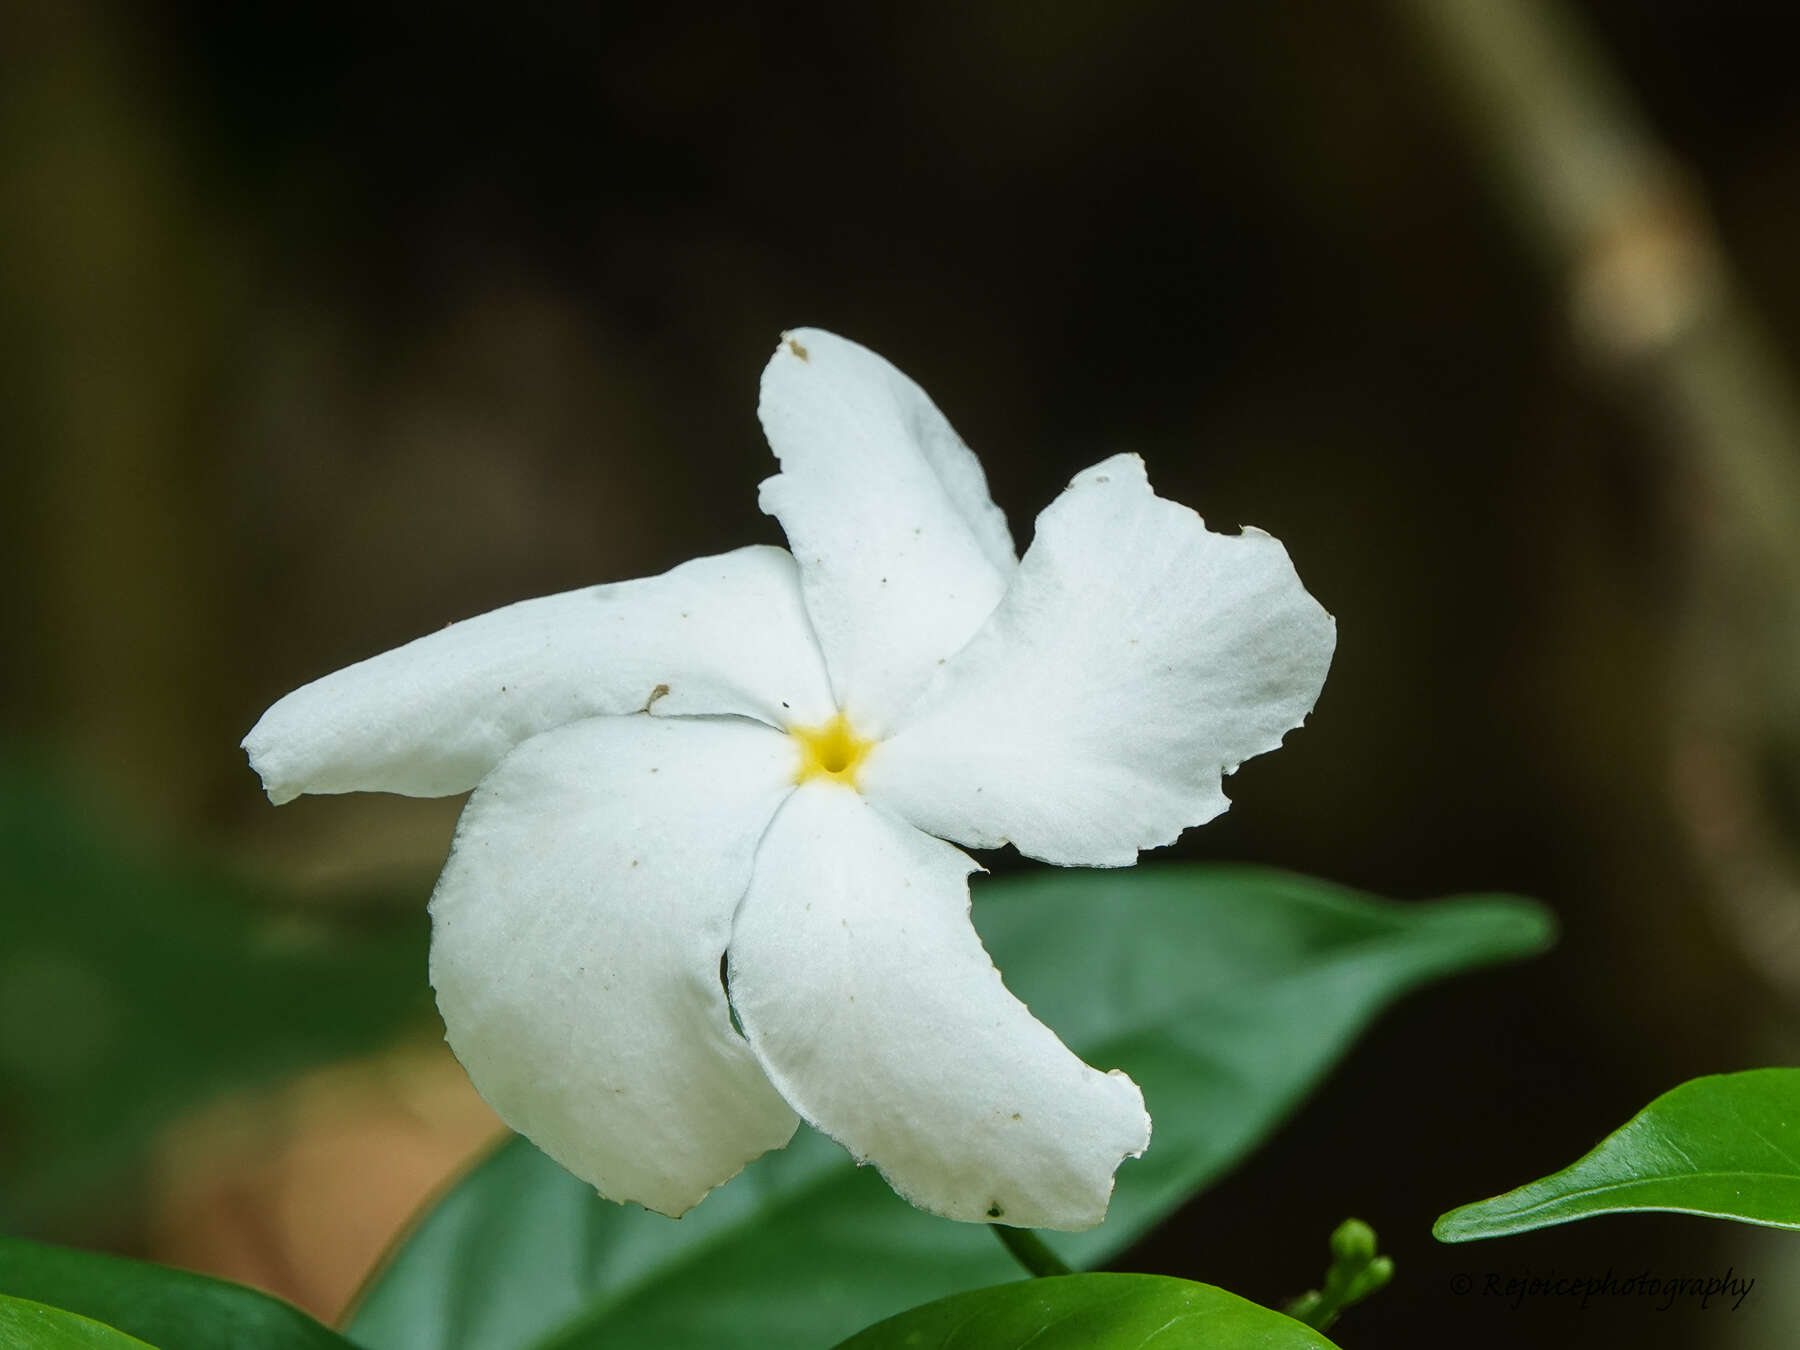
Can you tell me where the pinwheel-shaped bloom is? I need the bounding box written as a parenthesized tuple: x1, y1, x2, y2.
(244, 329, 1334, 1231)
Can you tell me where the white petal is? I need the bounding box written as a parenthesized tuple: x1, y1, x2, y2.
(727, 782, 1149, 1230)
(864, 454, 1335, 866)
(243, 544, 834, 804)
(757, 329, 1016, 734)
(428, 715, 801, 1217)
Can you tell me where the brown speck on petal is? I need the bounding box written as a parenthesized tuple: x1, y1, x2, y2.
(786, 335, 809, 361)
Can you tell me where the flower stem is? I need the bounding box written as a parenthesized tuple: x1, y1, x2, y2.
(991, 1225, 1073, 1278)
(1282, 1218, 1393, 1332)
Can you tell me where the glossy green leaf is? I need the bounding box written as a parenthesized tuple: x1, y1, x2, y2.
(0, 1295, 157, 1350)
(0, 1237, 356, 1350)
(832, 1274, 1340, 1350)
(1435, 1068, 1800, 1241)
(349, 865, 1550, 1350)
(0, 766, 431, 1229)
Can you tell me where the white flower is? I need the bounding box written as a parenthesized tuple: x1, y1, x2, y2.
(243, 329, 1335, 1231)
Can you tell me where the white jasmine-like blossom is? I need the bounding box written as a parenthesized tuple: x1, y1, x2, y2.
(243, 329, 1335, 1231)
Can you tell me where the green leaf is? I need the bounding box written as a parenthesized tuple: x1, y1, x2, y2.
(0, 765, 431, 1229)
(349, 865, 1549, 1350)
(831, 1274, 1340, 1350)
(0, 1295, 157, 1350)
(0, 1237, 356, 1350)
(1435, 1067, 1800, 1241)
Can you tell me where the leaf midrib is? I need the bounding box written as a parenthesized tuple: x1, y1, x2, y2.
(1462, 1169, 1800, 1224)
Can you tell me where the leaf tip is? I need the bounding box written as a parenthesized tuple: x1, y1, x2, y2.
(1430, 1208, 1476, 1243)
(1425, 894, 1559, 963)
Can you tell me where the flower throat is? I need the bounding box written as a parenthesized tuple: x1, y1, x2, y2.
(792, 711, 874, 789)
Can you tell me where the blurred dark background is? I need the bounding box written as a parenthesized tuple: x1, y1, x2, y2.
(6, 2, 1800, 1346)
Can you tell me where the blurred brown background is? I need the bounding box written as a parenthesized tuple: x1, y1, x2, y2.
(6, 2, 1800, 1346)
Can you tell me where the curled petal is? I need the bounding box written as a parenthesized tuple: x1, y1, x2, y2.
(429, 715, 800, 1217)
(244, 544, 834, 803)
(727, 782, 1149, 1230)
(758, 329, 1016, 734)
(865, 454, 1335, 866)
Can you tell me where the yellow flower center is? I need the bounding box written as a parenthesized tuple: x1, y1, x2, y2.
(791, 711, 875, 789)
